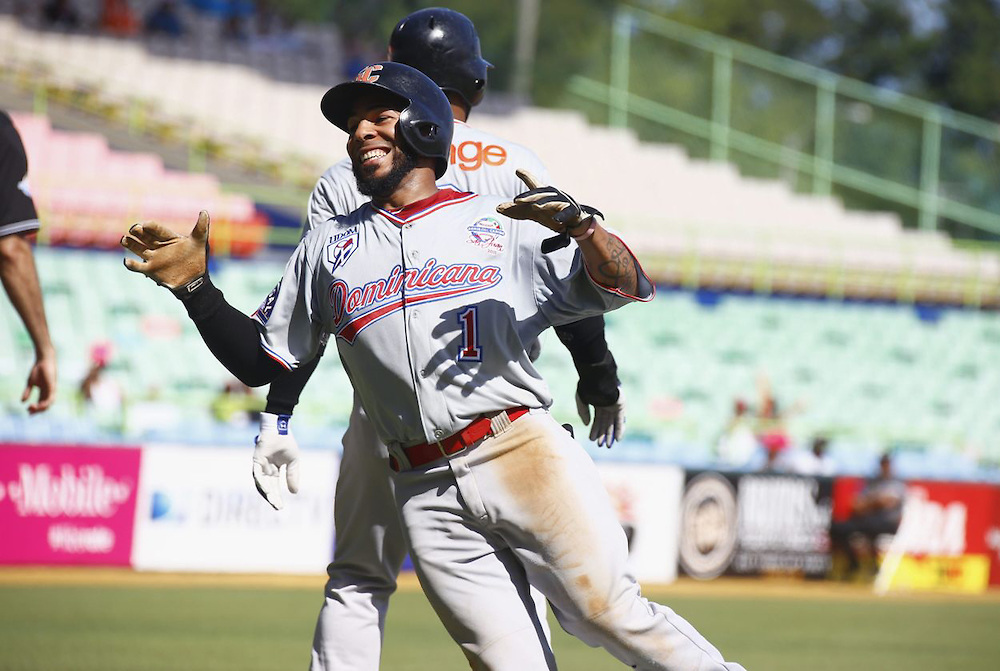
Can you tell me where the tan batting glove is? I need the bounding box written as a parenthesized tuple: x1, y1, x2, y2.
(121, 211, 210, 294)
(497, 169, 601, 232)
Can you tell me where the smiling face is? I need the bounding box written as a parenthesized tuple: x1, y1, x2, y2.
(346, 92, 419, 202)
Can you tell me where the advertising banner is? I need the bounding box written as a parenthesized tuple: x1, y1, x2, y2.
(132, 446, 337, 574)
(0, 443, 141, 566)
(678, 471, 833, 579)
(596, 463, 684, 584)
(835, 477, 1000, 590)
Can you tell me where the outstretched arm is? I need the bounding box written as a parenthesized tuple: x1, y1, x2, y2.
(497, 169, 643, 297)
(121, 212, 284, 387)
(0, 232, 57, 413)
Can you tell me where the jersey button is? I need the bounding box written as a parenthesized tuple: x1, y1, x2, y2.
(433, 429, 444, 439)
(409, 250, 419, 260)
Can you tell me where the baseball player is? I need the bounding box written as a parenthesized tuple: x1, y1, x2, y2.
(1, 110, 57, 413)
(122, 61, 745, 671)
(251, 9, 625, 669)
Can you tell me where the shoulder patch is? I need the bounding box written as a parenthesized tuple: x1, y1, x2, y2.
(253, 280, 281, 324)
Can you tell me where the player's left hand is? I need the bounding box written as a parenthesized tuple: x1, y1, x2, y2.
(252, 412, 301, 511)
(497, 169, 602, 236)
(576, 387, 626, 448)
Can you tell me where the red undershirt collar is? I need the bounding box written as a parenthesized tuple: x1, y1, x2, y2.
(380, 187, 474, 222)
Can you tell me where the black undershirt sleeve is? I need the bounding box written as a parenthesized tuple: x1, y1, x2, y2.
(177, 276, 285, 387)
(264, 348, 323, 415)
(554, 315, 621, 407)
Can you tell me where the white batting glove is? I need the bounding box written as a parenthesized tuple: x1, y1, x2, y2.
(576, 387, 626, 448)
(252, 412, 301, 511)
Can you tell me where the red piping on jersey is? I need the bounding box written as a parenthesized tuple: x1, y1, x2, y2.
(583, 232, 657, 303)
(377, 187, 476, 225)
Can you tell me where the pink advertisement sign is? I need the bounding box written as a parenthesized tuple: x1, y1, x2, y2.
(0, 444, 141, 566)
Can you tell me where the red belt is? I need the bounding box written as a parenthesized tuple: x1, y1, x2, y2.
(389, 407, 530, 472)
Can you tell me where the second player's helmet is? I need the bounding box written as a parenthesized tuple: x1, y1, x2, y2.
(321, 62, 454, 179)
(388, 7, 492, 108)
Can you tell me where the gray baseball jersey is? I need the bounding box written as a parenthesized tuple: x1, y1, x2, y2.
(254, 188, 648, 447)
(305, 121, 556, 670)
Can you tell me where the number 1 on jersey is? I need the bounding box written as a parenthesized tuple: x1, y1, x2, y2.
(457, 306, 482, 361)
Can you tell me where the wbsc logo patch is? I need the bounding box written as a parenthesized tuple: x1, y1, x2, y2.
(326, 228, 359, 272)
(466, 217, 506, 255)
(253, 281, 281, 324)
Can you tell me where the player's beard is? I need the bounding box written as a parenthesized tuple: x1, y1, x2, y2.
(354, 147, 419, 201)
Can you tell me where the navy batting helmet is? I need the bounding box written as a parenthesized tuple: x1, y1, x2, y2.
(388, 7, 492, 109)
(321, 62, 454, 178)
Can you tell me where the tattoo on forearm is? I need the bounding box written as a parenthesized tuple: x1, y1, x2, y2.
(595, 236, 638, 295)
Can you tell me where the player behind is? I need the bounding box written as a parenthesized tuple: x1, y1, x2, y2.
(251, 9, 625, 669)
(121, 61, 746, 671)
(1, 110, 56, 414)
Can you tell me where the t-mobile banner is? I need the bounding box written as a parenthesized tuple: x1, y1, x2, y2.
(596, 463, 684, 584)
(132, 446, 337, 573)
(0, 444, 141, 565)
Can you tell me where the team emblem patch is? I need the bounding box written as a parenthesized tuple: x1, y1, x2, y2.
(466, 217, 506, 255)
(253, 280, 281, 324)
(326, 228, 359, 272)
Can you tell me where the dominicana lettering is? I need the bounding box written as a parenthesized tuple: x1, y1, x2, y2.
(329, 258, 502, 343)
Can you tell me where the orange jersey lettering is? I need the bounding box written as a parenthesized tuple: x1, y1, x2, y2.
(450, 141, 508, 172)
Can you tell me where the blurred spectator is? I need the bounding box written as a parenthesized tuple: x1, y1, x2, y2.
(829, 452, 906, 579)
(221, 13, 249, 42)
(78, 342, 125, 431)
(144, 0, 185, 38)
(1, 110, 57, 414)
(715, 399, 759, 469)
(780, 436, 837, 476)
(41, 0, 82, 29)
(188, 0, 253, 17)
(211, 379, 263, 427)
(101, 0, 139, 37)
(342, 37, 380, 79)
(759, 432, 789, 472)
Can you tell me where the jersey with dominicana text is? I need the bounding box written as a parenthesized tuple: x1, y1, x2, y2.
(253, 188, 652, 447)
(303, 120, 551, 236)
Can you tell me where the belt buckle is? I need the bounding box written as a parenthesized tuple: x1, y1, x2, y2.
(436, 436, 469, 460)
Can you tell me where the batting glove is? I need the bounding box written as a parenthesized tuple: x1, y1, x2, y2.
(576, 387, 626, 448)
(497, 170, 603, 251)
(252, 412, 301, 511)
(121, 210, 209, 295)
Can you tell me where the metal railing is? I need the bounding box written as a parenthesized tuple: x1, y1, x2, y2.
(567, 6, 1000, 238)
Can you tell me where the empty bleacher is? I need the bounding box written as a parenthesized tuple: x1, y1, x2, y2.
(3, 12, 996, 305)
(3, 248, 998, 480)
(9, 112, 267, 253)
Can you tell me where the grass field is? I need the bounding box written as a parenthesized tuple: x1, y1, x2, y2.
(1, 569, 998, 670)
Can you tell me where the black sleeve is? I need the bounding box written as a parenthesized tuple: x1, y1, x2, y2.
(265, 344, 324, 415)
(177, 276, 285, 387)
(554, 315, 621, 407)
